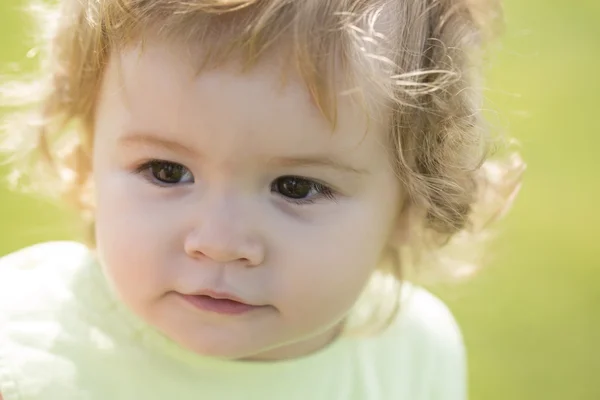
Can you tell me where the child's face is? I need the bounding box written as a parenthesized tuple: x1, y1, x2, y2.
(92, 40, 403, 360)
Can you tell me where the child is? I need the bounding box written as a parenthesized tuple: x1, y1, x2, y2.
(0, 0, 523, 399)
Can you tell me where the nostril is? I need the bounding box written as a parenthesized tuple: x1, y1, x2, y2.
(183, 228, 264, 266)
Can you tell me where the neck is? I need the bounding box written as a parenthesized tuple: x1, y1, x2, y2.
(243, 321, 346, 362)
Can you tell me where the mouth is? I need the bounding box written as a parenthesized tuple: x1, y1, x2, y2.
(178, 291, 264, 316)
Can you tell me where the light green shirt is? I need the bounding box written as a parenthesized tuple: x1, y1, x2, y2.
(0, 242, 466, 399)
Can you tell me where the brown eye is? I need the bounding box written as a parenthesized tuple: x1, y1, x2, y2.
(275, 176, 314, 199)
(142, 160, 194, 185)
(271, 176, 336, 205)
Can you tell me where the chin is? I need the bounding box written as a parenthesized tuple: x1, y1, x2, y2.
(167, 330, 268, 360)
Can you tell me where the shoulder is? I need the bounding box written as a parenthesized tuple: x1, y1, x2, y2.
(0, 241, 89, 270)
(0, 241, 90, 284)
(354, 276, 465, 357)
(0, 242, 93, 399)
(0, 241, 91, 313)
(393, 284, 467, 398)
(348, 281, 468, 398)
(396, 284, 465, 354)
(0, 242, 111, 400)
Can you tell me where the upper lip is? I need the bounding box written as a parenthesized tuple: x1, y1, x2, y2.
(185, 290, 255, 306)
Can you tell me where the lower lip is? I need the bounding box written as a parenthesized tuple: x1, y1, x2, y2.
(179, 294, 260, 315)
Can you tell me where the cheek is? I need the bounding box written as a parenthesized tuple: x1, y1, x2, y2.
(93, 169, 179, 300)
(271, 199, 395, 324)
(94, 163, 184, 243)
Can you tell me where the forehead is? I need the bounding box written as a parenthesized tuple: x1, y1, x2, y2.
(96, 40, 392, 167)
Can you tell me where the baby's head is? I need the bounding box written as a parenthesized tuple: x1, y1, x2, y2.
(1, 0, 522, 360)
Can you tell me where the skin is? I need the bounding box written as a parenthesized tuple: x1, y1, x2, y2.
(90, 39, 405, 361)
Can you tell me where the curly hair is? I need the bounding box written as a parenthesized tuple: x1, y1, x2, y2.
(0, 0, 524, 288)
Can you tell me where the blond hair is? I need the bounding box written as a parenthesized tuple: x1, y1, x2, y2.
(1, 0, 524, 285)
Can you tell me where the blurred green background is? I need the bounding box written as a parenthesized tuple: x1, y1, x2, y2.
(0, 1, 598, 399)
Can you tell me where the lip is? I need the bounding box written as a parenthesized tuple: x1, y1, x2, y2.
(177, 290, 264, 316)
(196, 290, 252, 304)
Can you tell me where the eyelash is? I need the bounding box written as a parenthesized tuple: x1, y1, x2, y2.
(270, 176, 337, 205)
(134, 160, 194, 187)
(133, 159, 338, 205)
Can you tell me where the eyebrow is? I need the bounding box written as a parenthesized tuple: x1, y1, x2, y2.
(118, 132, 369, 175)
(268, 155, 370, 175)
(118, 133, 200, 157)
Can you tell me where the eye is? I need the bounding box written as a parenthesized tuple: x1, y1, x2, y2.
(136, 160, 194, 186)
(271, 176, 336, 204)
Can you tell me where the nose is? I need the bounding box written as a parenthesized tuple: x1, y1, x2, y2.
(183, 196, 265, 267)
